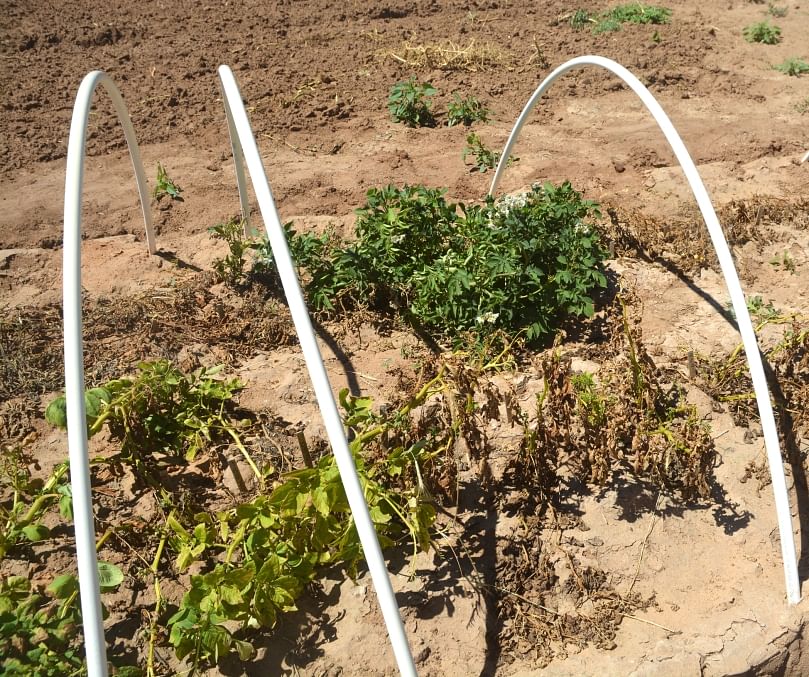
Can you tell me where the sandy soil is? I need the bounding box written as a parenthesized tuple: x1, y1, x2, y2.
(1, 0, 809, 675)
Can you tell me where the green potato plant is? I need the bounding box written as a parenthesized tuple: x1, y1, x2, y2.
(387, 77, 436, 127)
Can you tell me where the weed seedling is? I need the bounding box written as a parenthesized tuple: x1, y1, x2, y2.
(462, 132, 517, 172)
(743, 20, 781, 44)
(767, 3, 788, 17)
(774, 57, 809, 76)
(796, 97, 809, 114)
(387, 78, 436, 127)
(447, 94, 490, 126)
(593, 3, 671, 33)
(153, 162, 183, 200)
(209, 217, 256, 285)
(726, 296, 781, 322)
(769, 250, 796, 273)
(569, 9, 593, 29)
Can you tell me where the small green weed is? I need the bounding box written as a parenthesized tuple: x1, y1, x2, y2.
(462, 132, 517, 173)
(796, 97, 809, 114)
(767, 3, 788, 17)
(726, 295, 781, 322)
(569, 9, 593, 29)
(572, 372, 608, 426)
(593, 3, 671, 33)
(447, 94, 490, 126)
(770, 250, 796, 273)
(388, 78, 436, 127)
(743, 20, 781, 44)
(774, 57, 809, 76)
(153, 162, 182, 200)
(209, 217, 255, 285)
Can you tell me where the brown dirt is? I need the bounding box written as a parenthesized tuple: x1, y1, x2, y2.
(2, 0, 809, 675)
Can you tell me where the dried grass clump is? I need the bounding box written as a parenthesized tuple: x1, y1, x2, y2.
(378, 39, 510, 72)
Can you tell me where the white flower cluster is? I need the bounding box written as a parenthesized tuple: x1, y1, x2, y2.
(390, 233, 405, 244)
(494, 191, 529, 218)
(487, 190, 530, 229)
(475, 311, 499, 324)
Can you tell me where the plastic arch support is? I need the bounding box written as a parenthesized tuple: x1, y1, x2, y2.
(63, 70, 157, 677)
(489, 54, 800, 605)
(216, 65, 418, 676)
(220, 86, 253, 236)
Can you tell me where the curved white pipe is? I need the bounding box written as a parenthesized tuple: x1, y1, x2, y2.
(220, 89, 253, 235)
(489, 55, 800, 605)
(801, 150, 808, 164)
(64, 69, 157, 677)
(216, 66, 418, 676)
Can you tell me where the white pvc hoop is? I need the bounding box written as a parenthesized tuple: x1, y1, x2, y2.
(216, 66, 418, 676)
(64, 70, 158, 677)
(220, 90, 253, 235)
(490, 55, 800, 605)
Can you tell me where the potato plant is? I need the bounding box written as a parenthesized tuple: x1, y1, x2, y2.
(269, 182, 608, 345)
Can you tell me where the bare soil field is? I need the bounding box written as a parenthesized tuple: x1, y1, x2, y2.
(1, 1, 808, 675)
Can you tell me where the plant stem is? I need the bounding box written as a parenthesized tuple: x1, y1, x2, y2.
(223, 425, 263, 486)
(147, 512, 172, 677)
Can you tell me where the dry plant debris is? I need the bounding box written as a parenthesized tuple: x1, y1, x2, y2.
(377, 40, 511, 72)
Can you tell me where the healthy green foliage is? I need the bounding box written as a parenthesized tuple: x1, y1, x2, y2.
(743, 20, 781, 44)
(593, 3, 671, 33)
(164, 389, 436, 669)
(0, 563, 124, 676)
(773, 57, 809, 76)
(447, 94, 490, 126)
(387, 78, 436, 127)
(46, 361, 251, 470)
(152, 162, 182, 200)
(210, 217, 333, 287)
(275, 183, 607, 344)
(462, 132, 516, 173)
(252, 222, 332, 279)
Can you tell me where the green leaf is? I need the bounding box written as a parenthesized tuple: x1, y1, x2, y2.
(58, 485, 73, 521)
(311, 486, 331, 517)
(48, 573, 79, 599)
(97, 562, 124, 591)
(45, 396, 68, 429)
(21, 523, 50, 542)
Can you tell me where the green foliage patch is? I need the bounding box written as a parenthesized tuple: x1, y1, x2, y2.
(387, 78, 437, 127)
(447, 93, 490, 126)
(774, 57, 809, 76)
(593, 3, 671, 33)
(270, 182, 608, 344)
(743, 20, 781, 44)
